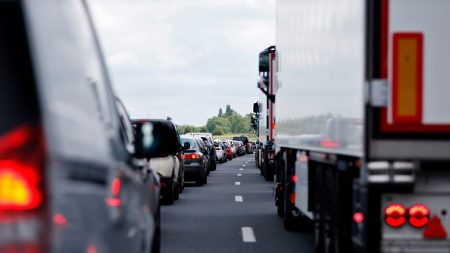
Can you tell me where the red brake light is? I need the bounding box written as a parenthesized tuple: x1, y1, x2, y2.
(106, 177, 121, 207)
(385, 203, 407, 228)
(291, 175, 297, 183)
(409, 204, 430, 228)
(353, 212, 365, 224)
(289, 192, 295, 204)
(0, 162, 42, 210)
(0, 124, 45, 211)
(111, 178, 121, 197)
(183, 153, 200, 160)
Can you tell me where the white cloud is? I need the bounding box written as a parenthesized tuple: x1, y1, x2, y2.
(88, 0, 275, 125)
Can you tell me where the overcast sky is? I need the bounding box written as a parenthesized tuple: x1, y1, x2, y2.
(88, 0, 275, 126)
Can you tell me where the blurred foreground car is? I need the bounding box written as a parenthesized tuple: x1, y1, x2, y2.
(0, 1, 163, 252)
(133, 119, 185, 205)
(180, 135, 209, 186)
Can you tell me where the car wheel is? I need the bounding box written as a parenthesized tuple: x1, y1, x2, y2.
(165, 179, 175, 205)
(196, 169, 205, 186)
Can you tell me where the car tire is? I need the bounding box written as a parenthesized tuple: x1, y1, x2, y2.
(165, 179, 175, 205)
(196, 169, 205, 186)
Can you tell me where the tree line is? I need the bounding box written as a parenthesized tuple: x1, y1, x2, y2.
(177, 105, 252, 135)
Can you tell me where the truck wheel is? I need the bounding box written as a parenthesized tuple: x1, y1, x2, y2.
(314, 166, 326, 253)
(264, 161, 274, 181)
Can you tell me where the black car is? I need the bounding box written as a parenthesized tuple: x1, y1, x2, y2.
(0, 1, 163, 252)
(189, 133, 217, 172)
(133, 119, 185, 205)
(180, 135, 209, 186)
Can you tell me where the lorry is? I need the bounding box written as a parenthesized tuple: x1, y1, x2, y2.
(272, 0, 450, 252)
(253, 46, 277, 181)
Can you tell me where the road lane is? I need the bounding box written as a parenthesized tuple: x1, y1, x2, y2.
(161, 154, 314, 253)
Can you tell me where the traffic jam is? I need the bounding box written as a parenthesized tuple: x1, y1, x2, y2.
(1, 0, 450, 253)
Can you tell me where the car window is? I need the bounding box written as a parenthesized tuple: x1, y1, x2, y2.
(115, 99, 134, 153)
(181, 137, 196, 149)
(0, 2, 39, 134)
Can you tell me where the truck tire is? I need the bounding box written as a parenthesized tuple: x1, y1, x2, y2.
(275, 152, 285, 217)
(264, 160, 274, 181)
(314, 165, 326, 253)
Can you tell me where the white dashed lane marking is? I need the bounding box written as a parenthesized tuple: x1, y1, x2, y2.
(237, 174, 242, 176)
(235, 182, 241, 185)
(241, 227, 256, 243)
(239, 168, 244, 171)
(235, 195, 243, 202)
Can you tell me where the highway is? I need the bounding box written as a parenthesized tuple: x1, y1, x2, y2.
(161, 154, 314, 253)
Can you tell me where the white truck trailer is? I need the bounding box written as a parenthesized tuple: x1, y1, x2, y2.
(274, 0, 450, 252)
(254, 46, 277, 181)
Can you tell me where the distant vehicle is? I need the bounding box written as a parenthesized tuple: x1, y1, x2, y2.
(0, 2, 163, 252)
(180, 135, 209, 186)
(221, 140, 233, 160)
(133, 119, 185, 205)
(187, 133, 217, 172)
(214, 140, 226, 163)
(253, 46, 276, 181)
(233, 135, 251, 154)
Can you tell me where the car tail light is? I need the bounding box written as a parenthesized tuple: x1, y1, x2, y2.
(183, 153, 201, 160)
(408, 204, 429, 228)
(0, 124, 45, 211)
(105, 177, 121, 207)
(0, 123, 47, 252)
(385, 203, 407, 228)
(289, 192, 295, 204)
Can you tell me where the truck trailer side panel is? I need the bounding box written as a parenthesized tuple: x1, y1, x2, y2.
(276, 0, 365, 158)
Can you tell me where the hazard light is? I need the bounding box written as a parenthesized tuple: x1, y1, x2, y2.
(385, 204, 406, 228)
(408, 204, 429, 228)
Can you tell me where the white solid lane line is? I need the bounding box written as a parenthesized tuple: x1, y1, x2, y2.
(235, 195, 243, 202)
(235, 182, 241, 185)
(237, 173, 242, 176)
(241, 227, 256, 243)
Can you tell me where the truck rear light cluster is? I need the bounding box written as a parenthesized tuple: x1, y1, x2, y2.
(384, 203, 430, 228)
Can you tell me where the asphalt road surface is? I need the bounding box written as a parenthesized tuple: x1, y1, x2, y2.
(161, 154, 314, 253)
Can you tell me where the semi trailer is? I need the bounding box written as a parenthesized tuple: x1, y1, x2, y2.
(254, 46, 277, 181)
(273, 0, 450, 252)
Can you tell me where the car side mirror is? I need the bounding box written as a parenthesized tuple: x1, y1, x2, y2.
(134, 121, 180, 159)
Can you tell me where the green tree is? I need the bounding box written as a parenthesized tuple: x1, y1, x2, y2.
(224, 104, 235, 117)
(218, 108, 223, 117)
